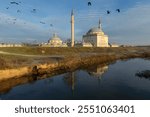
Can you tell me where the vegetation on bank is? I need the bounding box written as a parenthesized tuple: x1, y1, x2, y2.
(0, 46, 148, 55)
(0, 46, 150, 70)
(0, 55, 32, 69)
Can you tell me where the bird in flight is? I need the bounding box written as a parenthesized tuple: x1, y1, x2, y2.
(40, 21, 45, 24)
(10, 1, 19, 5)
(31, 9, 37, 13)
(116, 9, 120, 13)
(107, 10, 111, 14)
(88, 2, 92, 6)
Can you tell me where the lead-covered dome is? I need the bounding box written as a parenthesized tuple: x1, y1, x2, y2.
(48, 33, 62, 45)
(87, 27, 104, 35)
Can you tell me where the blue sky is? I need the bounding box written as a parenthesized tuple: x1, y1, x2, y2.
(0, 0, 150, 45)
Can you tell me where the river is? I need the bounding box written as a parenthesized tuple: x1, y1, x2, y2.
(0, 58, 150, 100)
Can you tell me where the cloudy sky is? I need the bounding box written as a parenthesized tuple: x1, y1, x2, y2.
(0, 0, 150, 45)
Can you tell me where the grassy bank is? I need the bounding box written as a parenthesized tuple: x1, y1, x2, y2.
(0, 46, 150, 81)
(0, 46, 149, 55)
(0, 46, 150, 69)
(0, 55, 32, 69)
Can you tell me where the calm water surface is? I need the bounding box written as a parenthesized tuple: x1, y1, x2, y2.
(0, 58, 150, 100)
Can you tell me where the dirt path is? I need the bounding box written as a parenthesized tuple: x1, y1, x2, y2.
(0, 51, 64, 58)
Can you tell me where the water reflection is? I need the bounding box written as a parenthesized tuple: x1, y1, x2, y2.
(0, 64, 109, 95)
(63, 72, 76, 93)
(0, 74, 53, 94)
(0, 77, 34, 94)
(0, 67, 69, 94)
(0, 59, 150, 100)
(87, 64, 109, 79)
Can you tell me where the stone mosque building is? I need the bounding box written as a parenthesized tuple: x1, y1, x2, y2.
(41, 33, 67, 47)
(41, 10, 111, 48)
(82, 19, 109, 47)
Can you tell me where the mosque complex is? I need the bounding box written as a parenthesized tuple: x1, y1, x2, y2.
(0, 10, 119, 48)
(41, 10, 116, 48)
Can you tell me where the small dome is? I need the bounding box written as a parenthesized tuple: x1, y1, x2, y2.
(87, 27, 104, 35)
(50, 33, 62, 41)
(48, 33, 62, 44)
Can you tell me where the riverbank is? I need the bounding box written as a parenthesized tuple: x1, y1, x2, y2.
(0, 46, 150, 81)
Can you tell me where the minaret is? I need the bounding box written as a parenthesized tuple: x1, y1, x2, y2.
(98, 18, 102, 29)
(71, 10, 75, 47)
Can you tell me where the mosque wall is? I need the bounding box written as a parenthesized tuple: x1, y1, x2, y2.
(83, 34, 109, 47)
(97, 35, 109, 47)
(83, 35, 98, 47)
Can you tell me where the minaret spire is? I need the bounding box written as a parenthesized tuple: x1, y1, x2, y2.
(98, 18, 102, 29)
(71, 9, 74, 16)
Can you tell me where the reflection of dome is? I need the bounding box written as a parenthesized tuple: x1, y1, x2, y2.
(48, 33, 62, 45)
(87, 27, 104, 35)
(88, 65, 108, 79)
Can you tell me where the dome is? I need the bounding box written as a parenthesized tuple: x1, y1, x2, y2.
(87, 27, 104, 35)
(48, 33, 62, 44)
(50, 33, 62, 41)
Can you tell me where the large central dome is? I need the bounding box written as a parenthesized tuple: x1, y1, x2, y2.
(87, 27, 104, 35)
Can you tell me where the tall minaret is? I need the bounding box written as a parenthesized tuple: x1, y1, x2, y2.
(71, 10, 75, 47)
(98, 18, 102, 29)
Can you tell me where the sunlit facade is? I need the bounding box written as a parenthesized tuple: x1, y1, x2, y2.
(83, 19, 109, 47)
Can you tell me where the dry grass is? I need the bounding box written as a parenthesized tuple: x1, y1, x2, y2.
(0, 46, 150, 70)
(0, 47, 145, 55)
(0, 55, 33, 69)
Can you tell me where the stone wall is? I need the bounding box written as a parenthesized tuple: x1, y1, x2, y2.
(0, 44, 22, 47)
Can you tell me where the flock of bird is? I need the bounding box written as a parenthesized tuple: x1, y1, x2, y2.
(1, 1, 121, 27)
(7, 1, 36, 13)
(2, 1, 51, 26)
(87, 1, 121, 14)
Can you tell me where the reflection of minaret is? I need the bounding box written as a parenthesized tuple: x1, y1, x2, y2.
(71, 72, 75, 91)
(63, 72, 76, 93)
(71, 10, 75, 47)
